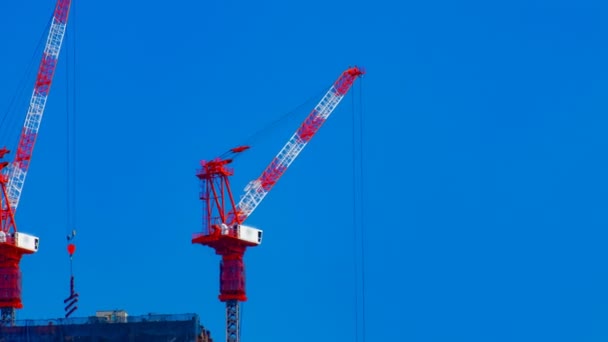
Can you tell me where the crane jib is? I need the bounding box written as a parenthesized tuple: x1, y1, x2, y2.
(234, 66, 364, 222)
(6, 0, 72, 211)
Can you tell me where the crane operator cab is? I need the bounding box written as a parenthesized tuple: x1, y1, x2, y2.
(220, 223, 263, 245)
(0, 231, 39, 252)
(15, 232, 39, 252)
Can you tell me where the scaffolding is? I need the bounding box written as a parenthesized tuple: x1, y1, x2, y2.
(0, 312, 213, 342)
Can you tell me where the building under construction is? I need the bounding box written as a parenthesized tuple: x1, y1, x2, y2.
(0, 311, 213, 342)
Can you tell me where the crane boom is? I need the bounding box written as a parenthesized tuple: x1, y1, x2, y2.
(5, 0, 72, 212)
(235, 67, 364, 223)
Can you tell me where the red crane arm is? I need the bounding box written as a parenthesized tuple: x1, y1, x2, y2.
(5, 0, 72, 214)
(233, 66, 364, 223)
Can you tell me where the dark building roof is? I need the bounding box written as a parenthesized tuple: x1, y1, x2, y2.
(0, 312, 213, 342)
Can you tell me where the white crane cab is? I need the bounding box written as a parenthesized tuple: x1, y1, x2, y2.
(220, 223, 263, 245)
(15, 232, 39, 252)
(0, 231, 39, 253)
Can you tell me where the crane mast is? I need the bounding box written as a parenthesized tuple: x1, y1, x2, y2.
(0, 0, 72, 326)
(193, 66, 364, 342)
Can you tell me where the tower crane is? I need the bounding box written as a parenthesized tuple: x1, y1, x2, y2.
(0, 0, 72, 326)
(192, 66, 364, 342)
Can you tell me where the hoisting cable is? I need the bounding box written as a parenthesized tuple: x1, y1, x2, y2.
(359, 78, 367, 342)
(63, 3, 79, 319)
(352, 78, 359, 342)
(352, 76, 366, 342)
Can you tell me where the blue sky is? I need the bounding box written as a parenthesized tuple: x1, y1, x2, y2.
(1, 0, 608, 341)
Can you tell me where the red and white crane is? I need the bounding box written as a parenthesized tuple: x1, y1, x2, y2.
(0, 0, 72, 325)
(192, 66, 364, 342)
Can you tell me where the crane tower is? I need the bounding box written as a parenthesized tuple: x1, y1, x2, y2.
(193, 66, 364, 342)
(0, 0, 72, 325)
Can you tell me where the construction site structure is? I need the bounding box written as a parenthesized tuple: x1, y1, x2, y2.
(0, 0, 72, 326)
(0, 311, 214, 342)
(192, 66, 364, 342)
